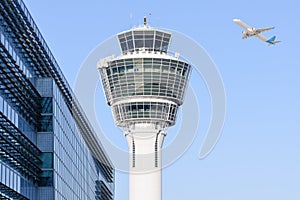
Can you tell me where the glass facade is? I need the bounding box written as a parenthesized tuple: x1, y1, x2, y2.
(112, 101, 178, 126)
(0, 1, 114, 200)
(100, 58, 191, 105)
(118, 29, 171, 53)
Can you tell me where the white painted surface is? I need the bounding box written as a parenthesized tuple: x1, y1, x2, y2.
(125, 124, 166, 200)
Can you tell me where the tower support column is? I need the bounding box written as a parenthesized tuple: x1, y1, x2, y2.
(125, 124, 166, 200)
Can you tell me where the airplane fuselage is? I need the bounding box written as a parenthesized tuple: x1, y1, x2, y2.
(242, 28, 258, 39)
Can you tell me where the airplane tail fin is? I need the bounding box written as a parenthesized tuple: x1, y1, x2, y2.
(267, 36, 276, 43)
(266, 36, 281, 46)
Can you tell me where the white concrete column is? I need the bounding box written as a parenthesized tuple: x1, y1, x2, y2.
(125, 124, 166, 200)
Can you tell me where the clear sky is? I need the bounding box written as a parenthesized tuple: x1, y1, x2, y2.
(24, 0, 300, 199)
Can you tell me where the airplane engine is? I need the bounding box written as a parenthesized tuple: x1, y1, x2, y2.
(242, 31, 248, 39)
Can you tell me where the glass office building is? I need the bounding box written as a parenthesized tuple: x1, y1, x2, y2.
(0, 0, 114, 199)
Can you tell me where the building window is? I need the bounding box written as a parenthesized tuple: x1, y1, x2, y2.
(39, 170, 53, 186)
(40, 152, 53, 168)
(38, 115, 53, 132)
(41, 97, 53, 113)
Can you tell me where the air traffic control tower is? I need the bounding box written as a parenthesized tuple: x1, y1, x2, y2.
(98, 18, 192, 200)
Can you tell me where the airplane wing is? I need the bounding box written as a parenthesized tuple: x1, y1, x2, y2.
(233, 19, 251, 30)
(256, 27, 275, 33)
(255, 33, 268, 42)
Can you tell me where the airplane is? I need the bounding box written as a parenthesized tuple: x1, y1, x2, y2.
(233, 19, 281, 46)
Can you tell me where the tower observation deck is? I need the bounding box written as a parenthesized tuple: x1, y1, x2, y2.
(98, 19, 192, 200)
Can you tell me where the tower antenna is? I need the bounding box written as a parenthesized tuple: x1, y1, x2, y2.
(130, 13, 133, 28)
(148, 13, 152, 25)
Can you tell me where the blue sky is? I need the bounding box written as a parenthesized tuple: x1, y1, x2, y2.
(24, 0, 300, 199)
